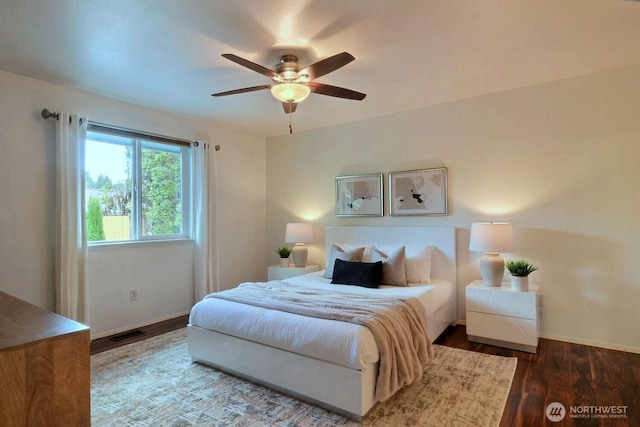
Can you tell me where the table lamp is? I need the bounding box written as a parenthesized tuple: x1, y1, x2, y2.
(469, 222, 513, 286)
(285, 223, 314, 268)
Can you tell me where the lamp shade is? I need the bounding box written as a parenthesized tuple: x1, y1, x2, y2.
(285, 222, 314, 244)
(469, 222, 513, 253)
(271, 83, 311, 103)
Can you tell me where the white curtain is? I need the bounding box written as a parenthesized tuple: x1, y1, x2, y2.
(55, 113, 89, 324)
(193, 142, 219, 301)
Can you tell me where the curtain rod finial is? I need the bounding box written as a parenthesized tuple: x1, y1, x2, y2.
(41, 108, 59, 120)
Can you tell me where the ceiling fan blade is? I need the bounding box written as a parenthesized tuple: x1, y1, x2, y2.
(299, 52, 355, 80)
(282, 102, 297, 114)
(221, 53, 275, 79)
(308, 82, 366, 100)
(211, 84, 271, 97)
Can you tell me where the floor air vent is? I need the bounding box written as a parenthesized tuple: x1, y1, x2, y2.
(108, 329, 145, 342)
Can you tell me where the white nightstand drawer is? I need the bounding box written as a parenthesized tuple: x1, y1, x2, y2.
(467, 311, 538, 347)
(466, 284, 537, 319)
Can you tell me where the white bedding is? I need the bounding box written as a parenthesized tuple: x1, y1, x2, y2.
(188, 271, 454, 370)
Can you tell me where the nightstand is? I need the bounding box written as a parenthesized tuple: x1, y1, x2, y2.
(268, 265, 320, 281)
(465, 280, 540, 353)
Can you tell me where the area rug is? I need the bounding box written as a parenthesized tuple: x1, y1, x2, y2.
(91, 329, 516, 426)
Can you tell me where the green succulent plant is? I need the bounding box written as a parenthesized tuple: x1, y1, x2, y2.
(505, 259, 538, 277)
(275, 246, 292, 258)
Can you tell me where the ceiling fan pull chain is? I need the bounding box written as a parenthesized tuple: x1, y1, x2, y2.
(289, 112, 293, 134)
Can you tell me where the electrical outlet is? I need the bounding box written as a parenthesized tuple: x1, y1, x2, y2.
(130, 289, 138, 301)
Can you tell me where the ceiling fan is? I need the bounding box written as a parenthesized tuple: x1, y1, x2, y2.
(212, 52, 366, 115)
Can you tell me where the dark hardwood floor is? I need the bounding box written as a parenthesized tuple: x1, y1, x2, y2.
(92, 319, 639, 426)
(436, 325, 639, 427)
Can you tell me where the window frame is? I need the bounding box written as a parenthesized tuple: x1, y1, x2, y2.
(85, 122, 192, 244)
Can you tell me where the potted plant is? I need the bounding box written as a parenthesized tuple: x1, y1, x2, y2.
(505, 259, 538, 291)
(275, 246, 292, 267)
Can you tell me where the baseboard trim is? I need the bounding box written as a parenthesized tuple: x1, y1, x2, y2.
(90, 310, 191, 340)
(540, 332, 640, 355)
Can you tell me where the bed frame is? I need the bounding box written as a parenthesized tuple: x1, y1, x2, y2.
(188, 226, 457, 420)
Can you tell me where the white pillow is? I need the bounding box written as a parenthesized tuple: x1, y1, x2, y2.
(374, 244, 433, 283)
(323, 244, 365, 279)
(406, 245, 433, 283)
(371, 247, 407, 286)
(333, 242, 373, 262)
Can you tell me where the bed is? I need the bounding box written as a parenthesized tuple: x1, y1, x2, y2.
(188, 226, 457, 420)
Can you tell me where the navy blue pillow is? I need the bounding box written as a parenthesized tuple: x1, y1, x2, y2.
(331, 259, 383, 288)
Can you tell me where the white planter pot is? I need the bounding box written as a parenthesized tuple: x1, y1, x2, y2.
(511, 276, 529, 291)
(279, 258, 289, 267)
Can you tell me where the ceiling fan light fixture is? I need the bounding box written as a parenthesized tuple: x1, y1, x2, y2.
(271, 82, 310, 103)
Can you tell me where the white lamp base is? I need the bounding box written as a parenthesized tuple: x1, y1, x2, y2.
(291, 244, 308, 268)
(479, 252, 505, 286)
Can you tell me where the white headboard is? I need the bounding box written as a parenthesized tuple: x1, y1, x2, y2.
(325, 226, 457, 286)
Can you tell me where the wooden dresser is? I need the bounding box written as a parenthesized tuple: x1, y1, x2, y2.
(0, 291, 90, 427)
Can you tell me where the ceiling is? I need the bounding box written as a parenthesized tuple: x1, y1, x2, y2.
(1, 0, 639, 137)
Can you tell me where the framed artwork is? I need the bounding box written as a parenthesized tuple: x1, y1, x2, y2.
(336, 173, 384, 217)
(388, 167, 448, 216)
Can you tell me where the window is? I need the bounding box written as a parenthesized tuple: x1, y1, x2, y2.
(85, 124, 191, 243)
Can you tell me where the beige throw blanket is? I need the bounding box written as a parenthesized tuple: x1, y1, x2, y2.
(208, 281, 434, 401)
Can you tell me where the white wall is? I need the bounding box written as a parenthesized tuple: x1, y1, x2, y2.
(88, 240, 194, 337)
(266, 65, 640, 353)
(0, 70, 267, 337)
(3, 62, 638, 350)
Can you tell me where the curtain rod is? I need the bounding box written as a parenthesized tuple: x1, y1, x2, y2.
(88, 121, 193, 147)
(40, 108, 220, 150)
